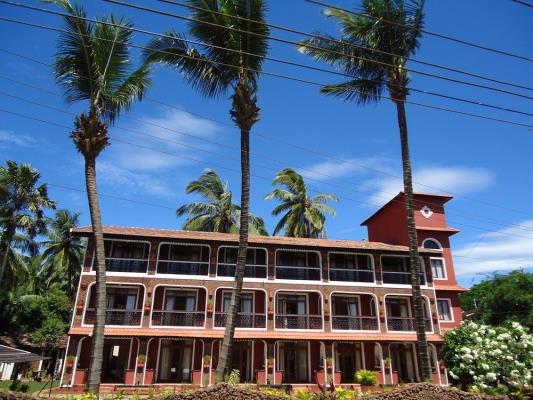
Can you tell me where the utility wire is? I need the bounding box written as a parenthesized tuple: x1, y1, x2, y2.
(0, 16, 531, 132)
(102, 0, 533, 101)
(155, 0, 533, 92)
(304, 0, 533, 62)
(2, 101, 533, 242)
(512, 0, 533, 8)
(2, 47, 533, 220)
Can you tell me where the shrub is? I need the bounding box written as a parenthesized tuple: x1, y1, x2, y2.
(355, 369, 378, 386)
(226, 369, 240, 385)
(8, 382, 29, 393)
(79, 392, 96, 400)
(295, 388, 313, 400)
(334, 387, 359, 400)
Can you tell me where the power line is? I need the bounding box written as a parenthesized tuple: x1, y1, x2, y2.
(3, 102, 533, 242)
(0, 16, 531, 132)
(511, 0, 533, 8)
(155, 0, 533, 92)
(102, 0, 533, 101)
(3, 78, 533, 234)
(304, 0, 533, 62)
(2, 46, 533, 221)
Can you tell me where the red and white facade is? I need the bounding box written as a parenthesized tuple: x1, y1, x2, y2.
(60, 192, 465, 390)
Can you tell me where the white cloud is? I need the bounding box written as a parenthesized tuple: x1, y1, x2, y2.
(454, 220, 533, 277)
(299, 157, 388, 182)
(0, 130, 34, 147)
(365, 166, 494, 206)
(112, 108, 223, 172)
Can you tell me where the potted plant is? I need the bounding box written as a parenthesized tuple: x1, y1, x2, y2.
(323, 305, 330, 317)
(439, 360, 446, 370)
(207, 300, 214, 313)
(66, 355, 76, 369)
(383, 357, 391, 369)
(137, 354, 146, 368)
(144, 298, 152, 312)
(267, 357, 274, 370)
(203, 355, 211, 369)
(325, 357, 333, 369)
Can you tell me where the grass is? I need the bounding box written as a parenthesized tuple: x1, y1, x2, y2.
(0, 379, 60, 393)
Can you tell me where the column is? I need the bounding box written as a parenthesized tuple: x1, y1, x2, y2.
(265, 340, 276, 384)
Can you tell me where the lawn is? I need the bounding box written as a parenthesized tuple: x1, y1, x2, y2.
(0, 380, 59, 394)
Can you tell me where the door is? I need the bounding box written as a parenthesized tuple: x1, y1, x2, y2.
(280, 342, 308, 383)
(102, 340, 129, 383)
(231, 343, 251, 382)
(158, 340, 193, 382)
(336, 343, 362, 383)
(391, 344, 415, 383)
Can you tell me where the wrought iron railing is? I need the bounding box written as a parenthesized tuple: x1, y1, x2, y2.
(387, 316, 432, 332)
(275, 314, 323, 329)
(382, 271, 426, 285)
(216, 263, 267, 279)
(84, 309, 142, 326)
(275, 266, 321, 280)
(156, 261, 209, 275)
(101, 258, 148, 273)
(151, 310, 205, 327)
(214, 312, 267, 328)
(329, 268, 374, 282)
(331, 315, 379, 330)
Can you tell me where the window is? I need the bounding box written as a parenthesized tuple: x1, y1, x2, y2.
(437, 299, 453, 321)
(381, 256, 426, 285)
(328, 253, 374, 282)
(157, 243, 210, 275)
(422, 238, 442, 250)
(276, 250, 321, 280)
(96, 240, 150, 273)
(430, 258, 446, 279)
(217, 247, 267, 278)
(106, 287, 138, 310)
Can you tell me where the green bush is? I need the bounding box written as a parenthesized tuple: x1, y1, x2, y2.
(295, 388, 313, 400)
(226, 369, 240, 385)
(354, 369, 378, 386)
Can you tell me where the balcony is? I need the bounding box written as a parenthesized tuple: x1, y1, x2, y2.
(331, 315, 379, 331)
(151, 310, 205, 327)
(329, 253, 375, 283)
(96, 240, 150, 273)
(84, 309, 142, 326)
(157, 243, 210, 276)
(381, 256, 426, 285)
(214, 312, 266, 328)
(329, 269, 374, 282)
(157, 261, 209, 275)
(387, 317, 432, 332)
(217, 264, 267, 279)
(217, 247, 267, 278)
(275, 250, 321, 281)
(275, 314, 323, 330)
(382, 271, 426, 285)
(104, 258, 148, 273)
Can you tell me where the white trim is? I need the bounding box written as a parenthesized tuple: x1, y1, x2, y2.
(149, 284, 207, 329)
(274, 289, 324, 332)
(329, 291, 380, 333)
(383, 294, 434, 334)
(274, 248, 322, 282)
(327, 251, 376, 283)
(422, 238, 443, 250)
(436, 298, 454, 323)
(428, 343, 441, 385)
(155, 241, 210, 277)
(430, 257, 448, 280)
(142, 337, 155, 385)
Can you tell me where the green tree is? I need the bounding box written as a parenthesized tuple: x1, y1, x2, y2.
(42, 210, 85, 301)
(265, 168, 337, 238)
(144, 0, 269, 380)
(177, 169, 267, 235)
(299, 0, 430, 380)
(0, 160, 56, 288)
(48, 0, 151, 393)
(461, 270, 533, 329)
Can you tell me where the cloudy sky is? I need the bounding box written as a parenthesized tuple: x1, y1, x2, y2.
(1, 0, 532, 287)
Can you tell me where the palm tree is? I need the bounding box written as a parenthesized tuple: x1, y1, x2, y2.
(177, 169, 267, 235)
(298, 0, 431, 380)
(0, 160, 56, 288)
(42, 210, 85, 301)
(265, 168, 337, 238)
(144, 0, 269, 379)
(48, 0, 151, 393)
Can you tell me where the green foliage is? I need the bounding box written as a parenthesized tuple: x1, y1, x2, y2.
(226, 368, 240, 385)
(8, 381, 30, 393)
(79, 392, 97, 400)
(176, 169, 267, 235)
(441, 320, 532, 394)
(460, 270, 533, 329)
(31, 316, 67, 348)
(265, 168, 338, 238)
(333, 387, 359, 400)
(295, 388, 313, 400)
(258, 387, 291, 398)
(355, 369, 378, 386)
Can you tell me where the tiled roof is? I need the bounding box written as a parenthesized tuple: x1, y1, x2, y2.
(435, 284, 469, 292)
(72, 225, 440, 253)
(68, 327, 444, 342)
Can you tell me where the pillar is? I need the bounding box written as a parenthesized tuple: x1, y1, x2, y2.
(265, 340, 276, 384)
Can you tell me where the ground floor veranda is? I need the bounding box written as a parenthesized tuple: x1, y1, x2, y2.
(61, 336, 448, 390)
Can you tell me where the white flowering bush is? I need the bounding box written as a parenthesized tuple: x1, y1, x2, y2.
(441, 320, 532, 396)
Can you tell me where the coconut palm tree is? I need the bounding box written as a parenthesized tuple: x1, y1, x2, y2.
(177, 169, 267, 235)
(144, 0, 269, 379)
(42, 210, 85, 301)
(265, 168, 337, 238)
(48, 0, 151, 392)
(0, 160, 56, 288)
(298, 0, 431, 380)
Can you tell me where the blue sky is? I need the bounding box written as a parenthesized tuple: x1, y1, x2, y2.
(1, 0, 532, 287)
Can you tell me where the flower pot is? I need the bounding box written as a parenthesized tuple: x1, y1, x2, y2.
(74, 369, 86, 385)
(144, 369, 155, 384)
(256, 369, 267, 384)
(203, 363, 210, 370)
(66, 361, 74, 369)
(125, 369, 135, 385)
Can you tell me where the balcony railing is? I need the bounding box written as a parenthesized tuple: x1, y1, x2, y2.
(331, 315, 379, 330)
(84, 309, 142, 326)
(275, 314, 323, 329)
(157, 261, 209, 275)
(151, 310, 205, 327)
(276, 266, 321, 280)
(387, 316, 432, 332)
(217, 263, 267, 279)
(329, 268, 374, 283)
(102, 258, 148, 273)
(382, 271, 426, 285)
(214, 312, 267, 328)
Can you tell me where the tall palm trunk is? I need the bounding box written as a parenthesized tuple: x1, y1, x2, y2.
(216, 81, 258, 381)
(394, 98, 432, 381)
(84, 156, 107, 395)
(0, 223, 15, 286)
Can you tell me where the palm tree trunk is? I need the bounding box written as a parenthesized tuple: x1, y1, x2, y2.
(216, 126, 250, 382)
(83, 156, 107, 395)
(394, 99, 432, 381)
(0, 223, 16, 287)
